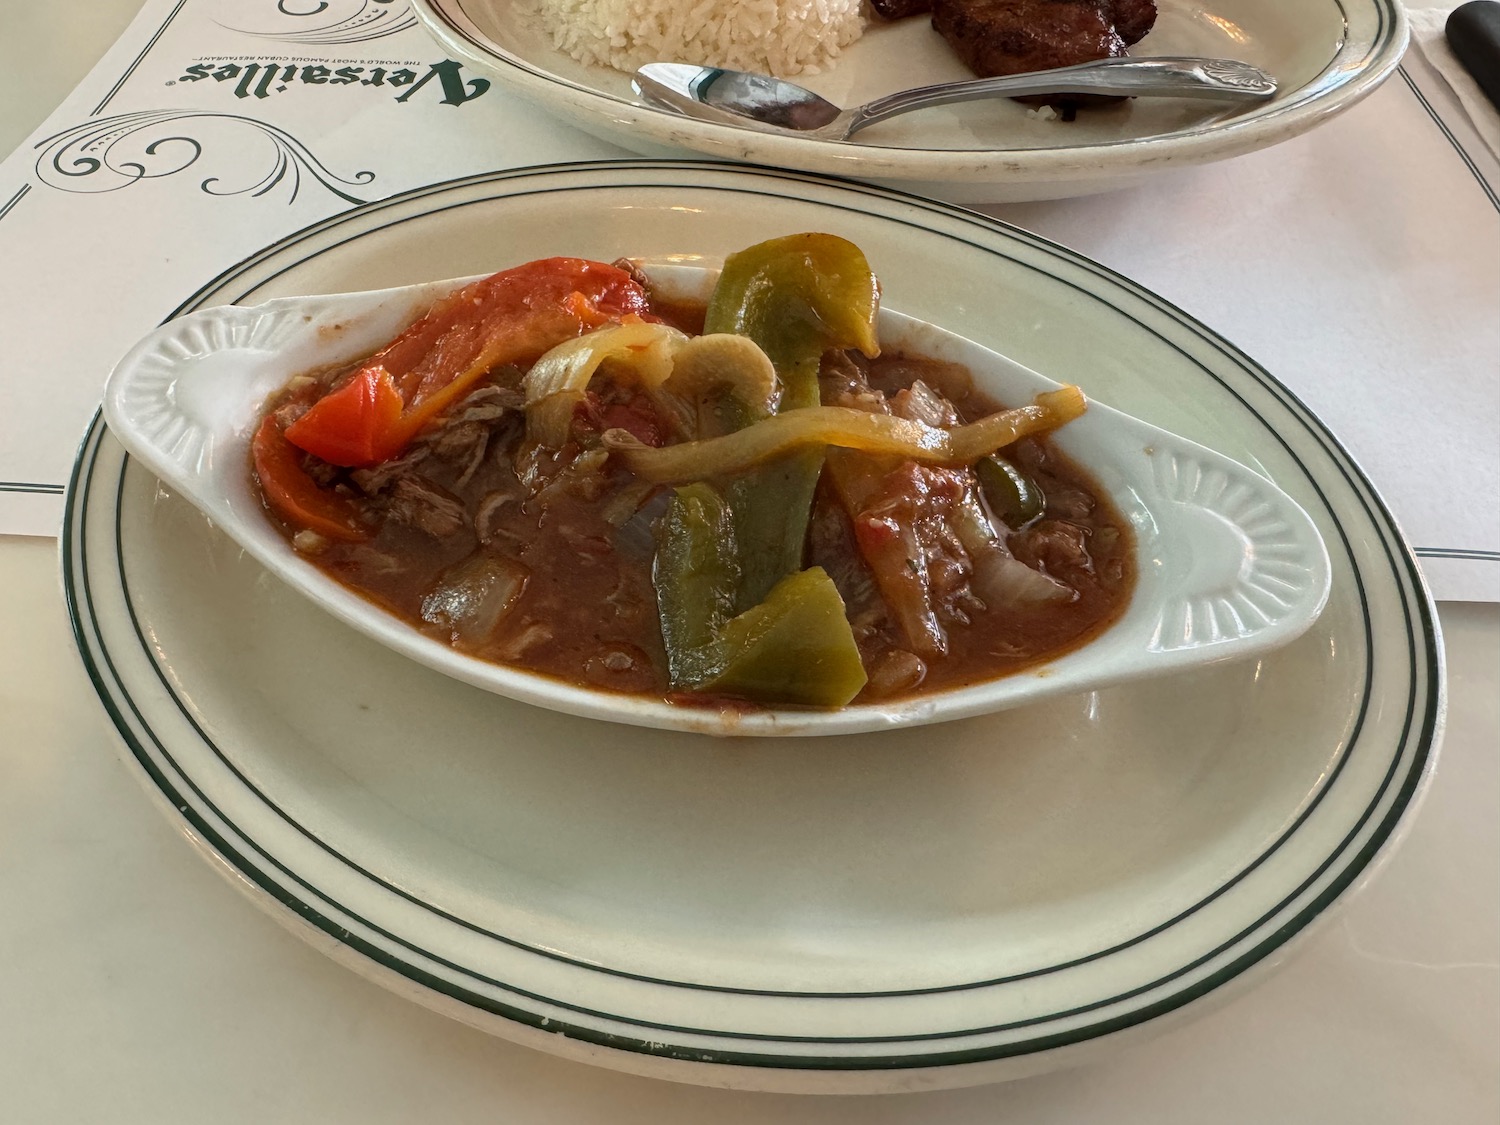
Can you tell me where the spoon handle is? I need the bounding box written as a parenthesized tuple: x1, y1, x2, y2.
(845, 57, 1277, 135)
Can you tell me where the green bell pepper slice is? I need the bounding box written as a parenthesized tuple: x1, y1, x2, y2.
(976, 454, 1045, 527)
(702, 233, 881, 612)
(704, 232, 880, 406)
(653, 487, 867, 707)
(699, 567, 868, 707)
(653, 483, 741, 691)
(650, 235, 880, 707)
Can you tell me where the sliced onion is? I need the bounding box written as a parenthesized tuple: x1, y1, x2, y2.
(664, 334, 777, 415)
(889, 380, 958, 427)
(522, 322, 782, 448)
(603, 387, 1087, 484)
(524, 321, 687, 447)
(420, 552, 529, 645)
(950, 490, 1073, 608)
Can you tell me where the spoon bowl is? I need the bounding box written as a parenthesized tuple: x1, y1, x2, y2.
(633, 57, 1278, 142)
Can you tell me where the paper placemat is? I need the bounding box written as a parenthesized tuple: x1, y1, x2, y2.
(1, 0, 1496, 602)
(0, 0, 623, 533)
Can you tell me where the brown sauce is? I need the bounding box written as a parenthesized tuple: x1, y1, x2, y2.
(254, 307, 1134, 708)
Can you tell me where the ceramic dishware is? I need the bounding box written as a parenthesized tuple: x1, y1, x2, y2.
(101, 266, 1329, 736)
(411, 0, 1407, 201)
(66, 163, 1441, 1091)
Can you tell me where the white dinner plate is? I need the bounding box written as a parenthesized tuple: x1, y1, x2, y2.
(65, 162, 1442, 1092)
(411, 0, 1408, 201)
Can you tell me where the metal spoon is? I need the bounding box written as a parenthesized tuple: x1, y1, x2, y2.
(632, 57, 1277, 142)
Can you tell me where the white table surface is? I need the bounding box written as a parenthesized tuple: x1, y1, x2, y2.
(2, 3, 1496, 1121)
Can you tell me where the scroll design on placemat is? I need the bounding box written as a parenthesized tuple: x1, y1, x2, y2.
(221, 0, 418, 44)
(33, 111, 375, 204)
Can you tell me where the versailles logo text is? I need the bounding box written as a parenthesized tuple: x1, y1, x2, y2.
(176, 59, 490, 106)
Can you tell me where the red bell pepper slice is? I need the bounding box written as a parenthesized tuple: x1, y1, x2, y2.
(284, 257, 651, 467)
(281, 364, 406, 467)
(251, 414, 370, 542)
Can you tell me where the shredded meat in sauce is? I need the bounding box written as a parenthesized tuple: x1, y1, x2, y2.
(254, 291, 1134, 707)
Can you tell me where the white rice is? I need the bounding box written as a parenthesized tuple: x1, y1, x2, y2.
(533, 0, 866, 78)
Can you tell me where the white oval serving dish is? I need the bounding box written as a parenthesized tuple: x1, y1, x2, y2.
(102, 262, 1330, 736)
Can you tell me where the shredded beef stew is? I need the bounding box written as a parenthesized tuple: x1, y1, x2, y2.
(250, 239, 1134, 709)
